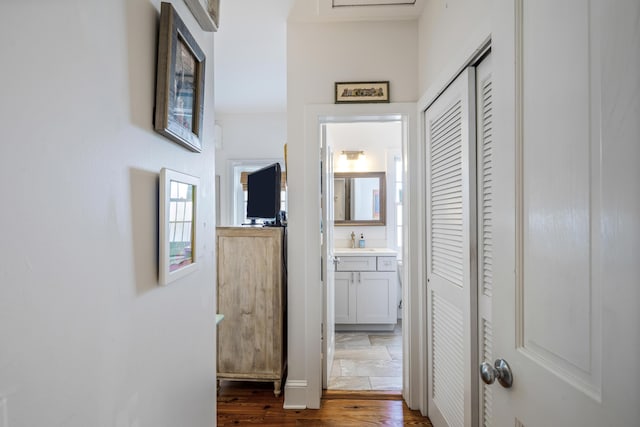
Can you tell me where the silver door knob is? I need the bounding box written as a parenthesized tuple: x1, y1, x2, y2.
(480, 358, 513, 388)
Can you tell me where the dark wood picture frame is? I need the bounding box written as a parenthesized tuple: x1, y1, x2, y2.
(154, 2, 206, 152)
(335, 81, 390, 104)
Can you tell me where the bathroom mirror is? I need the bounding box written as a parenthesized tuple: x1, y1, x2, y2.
(334, 171, 386, 226)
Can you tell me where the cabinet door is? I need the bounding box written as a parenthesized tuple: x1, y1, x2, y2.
(334, 272, 355, 323)
(376, 256, 397, 271)
(216, 227, 283, 377)
(356, 272, 397, 324)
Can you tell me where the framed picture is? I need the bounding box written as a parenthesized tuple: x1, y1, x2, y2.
(159, 168, 200, 285)
(184, 0, 220, 32)
(154, 2, 206, 153)
(335, 81, 390, 103)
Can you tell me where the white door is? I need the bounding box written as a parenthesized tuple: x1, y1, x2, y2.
(321, 128, 336, 389)
(475, 52, 494, 427)
(425, 67, 478, 427)
(490, 1, 640, 425)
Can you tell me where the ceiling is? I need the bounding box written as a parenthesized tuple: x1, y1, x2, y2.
(213, 0, 424, 114)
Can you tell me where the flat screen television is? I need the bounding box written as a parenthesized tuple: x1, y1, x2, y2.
(246, 163, 282, 224)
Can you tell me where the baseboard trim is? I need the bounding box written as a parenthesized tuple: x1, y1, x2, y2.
(283, 379, 308, 409)
(323, 390, 403, 401)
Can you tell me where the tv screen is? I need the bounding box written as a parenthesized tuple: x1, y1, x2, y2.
(247, 163, 281, 221)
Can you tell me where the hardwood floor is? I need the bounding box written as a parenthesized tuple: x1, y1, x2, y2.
(217, 381, 433, 426)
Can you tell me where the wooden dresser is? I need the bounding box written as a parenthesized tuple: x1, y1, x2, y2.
(216, 226, 287, 396)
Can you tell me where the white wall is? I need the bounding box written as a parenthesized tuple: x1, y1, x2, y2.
(418, 0, 491, 94)
(214, 112, 287, 225)
(213, 0, 292, 113)
(328, 122, 400, 173)
(0, 1, 217, 425)
(286, 18, 417, 408)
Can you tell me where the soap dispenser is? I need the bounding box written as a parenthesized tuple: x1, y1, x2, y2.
(358, 233, 365, 248)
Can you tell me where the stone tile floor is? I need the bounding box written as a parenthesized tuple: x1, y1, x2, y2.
(328, 323, 402, 391)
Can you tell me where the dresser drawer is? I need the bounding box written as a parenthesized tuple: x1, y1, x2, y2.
(377, 256, 397, 271)
(335, 256, 377, 271)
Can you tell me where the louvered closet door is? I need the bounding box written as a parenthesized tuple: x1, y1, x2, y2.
(426, 67, 477, 427)
(475, 53, 493, 427)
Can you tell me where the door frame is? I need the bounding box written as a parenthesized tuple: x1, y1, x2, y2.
(304, 102, 421, 409)
(320, 128, 335, 389)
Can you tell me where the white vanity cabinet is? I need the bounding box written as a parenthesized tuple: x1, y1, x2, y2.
(334, 250, 397, 329)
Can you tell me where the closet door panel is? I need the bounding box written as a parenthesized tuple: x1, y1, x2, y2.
(425, 67, 477, 427)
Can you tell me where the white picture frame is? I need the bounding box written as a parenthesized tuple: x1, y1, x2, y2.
(159, 168, 200, 285)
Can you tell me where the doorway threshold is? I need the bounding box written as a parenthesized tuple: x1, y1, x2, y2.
(323, 389, 403, 401)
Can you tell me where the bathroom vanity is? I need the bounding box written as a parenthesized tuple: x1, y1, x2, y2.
(333, 248, 397, 331)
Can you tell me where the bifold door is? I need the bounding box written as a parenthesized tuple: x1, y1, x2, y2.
(425, 67, 478, 427)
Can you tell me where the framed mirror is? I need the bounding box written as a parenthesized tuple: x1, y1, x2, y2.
(334, 171, 386, 226)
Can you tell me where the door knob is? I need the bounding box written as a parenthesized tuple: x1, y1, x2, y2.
(480, 358, 513, 388)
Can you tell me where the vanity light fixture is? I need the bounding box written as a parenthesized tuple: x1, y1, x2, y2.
(341, 150, 365, 161)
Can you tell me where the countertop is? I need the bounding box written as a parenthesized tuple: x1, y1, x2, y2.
(333, 248, 397, 257)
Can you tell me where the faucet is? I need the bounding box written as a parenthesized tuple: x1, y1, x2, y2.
(350, 231, 356, 248)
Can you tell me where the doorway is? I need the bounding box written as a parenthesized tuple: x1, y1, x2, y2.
(302, 102, 420, 411)
(323, 120, 404, 392)
(320, 115, 405, 392)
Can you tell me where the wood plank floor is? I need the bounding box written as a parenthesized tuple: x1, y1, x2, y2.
(217, 381, 433, 426)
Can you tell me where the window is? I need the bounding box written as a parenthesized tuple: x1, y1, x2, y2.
(394, 155, 403, 257)
(385, 150, 403, 258)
